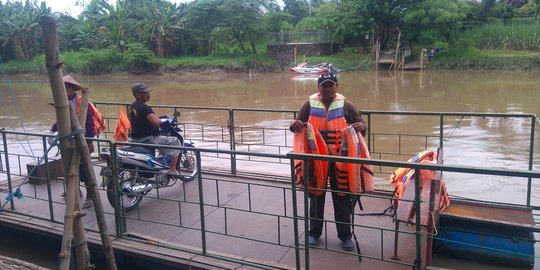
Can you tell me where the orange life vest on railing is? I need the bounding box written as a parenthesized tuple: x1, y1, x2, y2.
(113, 106, 131, 142)
(389, 149, 450, 213)
(390, 149, 434, 201)
(75, 96, 107, 135)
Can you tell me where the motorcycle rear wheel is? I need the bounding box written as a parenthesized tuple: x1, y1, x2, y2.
(106, 169, 144, 212)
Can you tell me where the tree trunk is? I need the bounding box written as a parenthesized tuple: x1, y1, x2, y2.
(231, 29, 247, 54)
(155, 34, 164, 57)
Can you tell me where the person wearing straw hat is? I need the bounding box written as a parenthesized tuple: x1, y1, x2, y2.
(50, 74, 95, 209)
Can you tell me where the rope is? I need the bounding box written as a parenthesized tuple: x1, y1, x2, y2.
(440, 116, 464, 147)
(0, 128, 85, 212)
(0, 55, 36, 159)
(339, 46, 377, 72)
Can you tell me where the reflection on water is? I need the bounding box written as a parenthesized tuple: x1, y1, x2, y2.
(1, 71, 539, 205)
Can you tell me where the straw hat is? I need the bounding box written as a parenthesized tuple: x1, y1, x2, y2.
(62, 75, 82, 91)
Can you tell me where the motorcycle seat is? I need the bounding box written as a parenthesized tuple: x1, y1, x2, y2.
(120, 146, 155, 155)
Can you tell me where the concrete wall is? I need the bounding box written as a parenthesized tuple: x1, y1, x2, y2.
(267, 43, 338, 64)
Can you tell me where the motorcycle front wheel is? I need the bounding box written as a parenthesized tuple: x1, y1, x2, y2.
(177, 148, 198, 181)
(106, 169, 145, 212)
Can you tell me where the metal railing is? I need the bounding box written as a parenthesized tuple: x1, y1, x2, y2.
(93, 103, 538, 190)
(267, 30, 332, 45)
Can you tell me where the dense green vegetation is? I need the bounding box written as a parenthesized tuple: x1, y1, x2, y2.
(1, 0, 540, 73)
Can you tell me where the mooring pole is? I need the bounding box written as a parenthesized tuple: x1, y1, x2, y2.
(76, 89, 118, 270)
(41, 15, 88, 269)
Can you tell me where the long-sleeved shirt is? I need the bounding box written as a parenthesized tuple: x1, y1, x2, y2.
(51, 93, 95, 138)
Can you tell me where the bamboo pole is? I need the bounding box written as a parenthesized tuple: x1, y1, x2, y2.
(75, 89, 118, 270)
(375, 39, 380, 70)
(394, 29, 401, 71)
(73, 90, 90, 270)
(41, 15, 89, 270)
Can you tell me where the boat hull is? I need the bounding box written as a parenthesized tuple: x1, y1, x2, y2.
(289, 67, 328, 74)
(434, 216, 535, 268)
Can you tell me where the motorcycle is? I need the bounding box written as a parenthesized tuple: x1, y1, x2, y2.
(99, 112, 198, 212)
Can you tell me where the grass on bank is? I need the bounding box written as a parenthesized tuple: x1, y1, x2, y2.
(463, 22, 540, 51)
(161, 54, 280, 72)
(428, 48, 540, 70)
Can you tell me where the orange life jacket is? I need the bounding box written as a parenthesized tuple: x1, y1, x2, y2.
(307, 93, 347, 156)
(390, 149, 450, 212)
(113, 106, 131, 142)
(335, 125, 374, 195)
(296, 93, 374, 196)
(390, 149, 433, 188)
(75, 96, 106, 135)
(293, 123, 329, 196)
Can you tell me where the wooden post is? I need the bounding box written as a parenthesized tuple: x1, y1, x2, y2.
(73, 90, 90, 270)
(41, 15, 89, 269)
(76, 89, 118, 270)
(420, 49, 426, 70)
(294, 44, 298, 64)
(375, 39, 380, 70)
(394, 29, 401, 71)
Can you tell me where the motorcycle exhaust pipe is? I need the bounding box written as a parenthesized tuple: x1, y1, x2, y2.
(124, 183, 154, 195)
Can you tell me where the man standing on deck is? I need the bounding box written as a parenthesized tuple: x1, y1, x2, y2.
(128, 82, 181, 176)
(289, 72, 367, 251)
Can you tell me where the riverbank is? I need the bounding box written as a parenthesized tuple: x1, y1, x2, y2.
(2, 49, 540, 76)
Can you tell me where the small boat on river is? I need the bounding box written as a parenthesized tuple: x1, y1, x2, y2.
(289, 61, 339, 74)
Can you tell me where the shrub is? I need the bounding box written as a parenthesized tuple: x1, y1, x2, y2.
(122, 43, 160, 74)
(78, 48, 123, 75)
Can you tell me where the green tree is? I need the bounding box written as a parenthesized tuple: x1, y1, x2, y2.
(185, 0, 222, 55)
(0, 0, 50, 60)
(138, 0, 187, 57)
(478, 0, 496, 22)
(402, 0, 469, 46)
(338, 0, 411, 48)
(82, 0, 137, 51)
(57, 14, 87, 51)
(283, 0, 309, 25)
(217, 0, 268, 54)
(314, 3, 341, 50)
(534, 0, 540, 20)
(263, 10, 295, 33)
